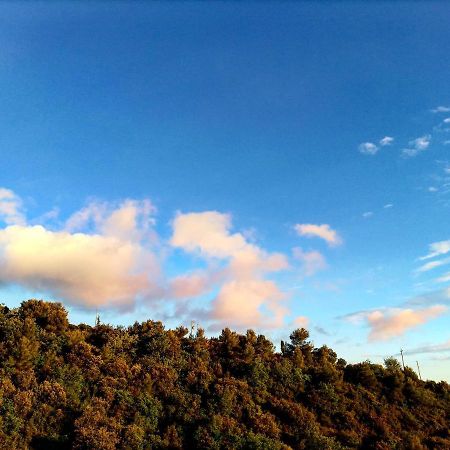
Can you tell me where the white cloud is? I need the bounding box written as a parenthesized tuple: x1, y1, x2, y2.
(168, 271, 216, 299)
(170, 211, 248, 259)
(171, 211, 292, 330)
(0, 188, 26, 226)
(66, 199, 157, 242)
(0, 225, 161, 310)
(383, 204, 393, 208)
(402, 135, 431, 157)
(420, 240, 450, 260)
(379, 136, 394, 146)
(294, 223, 342, 247)
(436, 272, 450, 283)
(0, 191, 162, 310)
(431, 106, 450, 113)
(0, 191, 304, 330)
(344, 305, 448, 341)
(443, 118, 450, 123)
(416, 257, 450, 273)
(292, 247, 327, 276)
(428, 186, 438, 192)
(210, 279, 288, 330)
(358, 142, 379, 155)
(362, 211, 373, 218)
(413, 135, 432, 150)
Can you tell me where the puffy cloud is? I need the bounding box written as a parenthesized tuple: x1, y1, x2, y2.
(402, 135, 431, 157)
(168, 271, 216, 299)
(66, 199, 156, 242)
(379, 136, 394, 146)
(171, 211, 288, 274)
(358, 142, 379, 155)
(0, 188, 26, 226)
(1, 190, 305, 330)
(0, 225, 161, 309)
(294, 223, 342, 247)
(443, 118, 450, 123)
(171, 211, 247, 259)
(171, 211, 292, 330)
(345, 305, 448, 341)
(0, 191, 161, 310)
(210, 280, 288, 330)
(292, 247, 327, 276)
(420, 240, 450, 260)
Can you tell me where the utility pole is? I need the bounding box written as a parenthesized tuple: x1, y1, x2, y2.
(416, 361, 422, 380)
(400, 349, 405, 371)
(190, 320, 196, 338)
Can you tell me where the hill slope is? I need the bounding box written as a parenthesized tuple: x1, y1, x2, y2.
(0, 300, 449, 449)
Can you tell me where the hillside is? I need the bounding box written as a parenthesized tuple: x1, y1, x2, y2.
(0, 300, 449, 449)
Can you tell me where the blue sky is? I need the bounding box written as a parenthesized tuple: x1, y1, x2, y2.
(0, 2, 449, 381)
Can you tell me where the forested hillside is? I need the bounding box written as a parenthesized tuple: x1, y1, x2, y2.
(0, 300, 448, 449)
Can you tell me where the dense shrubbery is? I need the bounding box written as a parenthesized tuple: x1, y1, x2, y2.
(0, 300, 449, 449)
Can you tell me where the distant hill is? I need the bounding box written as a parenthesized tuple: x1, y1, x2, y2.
(0, 300, 448, 449)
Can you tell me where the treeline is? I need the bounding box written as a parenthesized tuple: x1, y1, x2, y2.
(0, 300, 449, 449)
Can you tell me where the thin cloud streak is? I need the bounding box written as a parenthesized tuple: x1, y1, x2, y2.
(420, 240, 450, 260)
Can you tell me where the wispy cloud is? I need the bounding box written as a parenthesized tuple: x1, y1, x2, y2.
(430, 106, 450, 113)
(436, 272, 450, 283)
(292, 247, 327, 276)
(420, 239, 450, 260)
(402, 135, 431, 157)
(0, 188, 26, 226)
(362, 211, 373, 219)
(403, 287, 450, 308)
(416, 257, 450, 273)
(294, 223, 342, 247)
(383, 204, 393, 209)
(314, 325, 331, 336)
(402, 339, 450, 356)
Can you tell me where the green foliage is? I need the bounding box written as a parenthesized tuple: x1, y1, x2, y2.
(0, 299, 448, 449)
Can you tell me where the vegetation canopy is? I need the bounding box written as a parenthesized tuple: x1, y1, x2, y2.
(0, 300, 448, 449)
